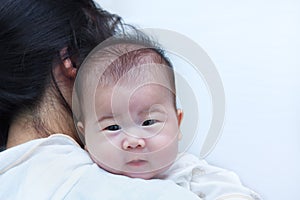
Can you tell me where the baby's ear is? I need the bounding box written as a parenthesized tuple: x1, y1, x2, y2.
(176, 109, 183, 126)
(177, 109, 183, 140)
(76, 121, 85, 135)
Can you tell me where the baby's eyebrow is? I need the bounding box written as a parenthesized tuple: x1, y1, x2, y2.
(96, 114, 117, 124)
(139, 108, 165, 116)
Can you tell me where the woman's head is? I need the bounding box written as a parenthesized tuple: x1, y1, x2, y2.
(0, 0, 123, 150)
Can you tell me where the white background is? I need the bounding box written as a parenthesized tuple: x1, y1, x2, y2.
(96, 0, 300, 199)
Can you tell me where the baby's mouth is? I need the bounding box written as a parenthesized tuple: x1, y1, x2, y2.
(126, 159, 148, 167)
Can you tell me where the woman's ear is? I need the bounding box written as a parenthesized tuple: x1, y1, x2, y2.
(59, 47, 77, 79)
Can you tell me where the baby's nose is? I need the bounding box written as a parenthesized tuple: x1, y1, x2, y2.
(122, 137, 146, 150)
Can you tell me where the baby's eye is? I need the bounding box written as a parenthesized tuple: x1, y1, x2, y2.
(104, 124, 121, 131)
(142, 119, 157, 126)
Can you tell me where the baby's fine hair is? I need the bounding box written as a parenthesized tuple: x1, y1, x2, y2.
(78, 31, 175, 88)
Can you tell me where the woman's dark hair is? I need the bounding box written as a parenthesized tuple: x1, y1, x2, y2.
(0, 0, 123, 151)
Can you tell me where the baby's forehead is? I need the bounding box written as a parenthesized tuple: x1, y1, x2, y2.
(76, 42, 176, 108)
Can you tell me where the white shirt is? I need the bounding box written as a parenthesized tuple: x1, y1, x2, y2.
(0, 134, 200, 200)
(0, 134, 262, 200)
(158, 153, 262, 200)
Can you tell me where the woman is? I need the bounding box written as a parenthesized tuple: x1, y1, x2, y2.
(0, 1, 199, 199)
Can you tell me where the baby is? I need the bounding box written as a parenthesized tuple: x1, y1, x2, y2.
(73, 34, 261, 199)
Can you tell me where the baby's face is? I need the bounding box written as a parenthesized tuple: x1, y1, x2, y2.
(79, 81, 182, 179)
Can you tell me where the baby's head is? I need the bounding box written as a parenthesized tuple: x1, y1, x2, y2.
(75, 35, 183, 179)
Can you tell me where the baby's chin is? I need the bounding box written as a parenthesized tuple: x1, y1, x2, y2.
(88, 150, 176, 180)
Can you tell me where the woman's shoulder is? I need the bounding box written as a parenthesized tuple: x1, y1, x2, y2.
(0, 134, 93, 199)
(0, 134, 89, 169)
(0, 133, 91, 169)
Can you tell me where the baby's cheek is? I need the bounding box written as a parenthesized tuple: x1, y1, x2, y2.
(149, 134, 178, 161)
